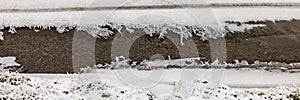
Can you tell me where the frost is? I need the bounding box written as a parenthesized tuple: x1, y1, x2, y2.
(77, 25, 114, 39)
(82, 57, 300, 72)
(1, 22, 228, 44)
(106, 23, 225, 44)
(56, 25, 68, 33)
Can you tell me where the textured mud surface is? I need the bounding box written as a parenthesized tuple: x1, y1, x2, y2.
(0, 20, 300, 73)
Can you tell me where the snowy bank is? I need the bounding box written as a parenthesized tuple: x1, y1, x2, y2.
(0, 0, 300, 10)
(0, 72, 299, 99)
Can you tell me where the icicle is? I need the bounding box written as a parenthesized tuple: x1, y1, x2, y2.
(0, 26, 4, 30)
(56, 25, 67, 33)
(33, 27, 40, 32)
(8, 26, 17, 34)
(158, 27, 168, 39)
(180, 32, 184, 45)
(0, 31, 3, 41)
(78, 26, 114, 39)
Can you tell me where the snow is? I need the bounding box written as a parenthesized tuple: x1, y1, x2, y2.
(0, 69, 298, 99)
(0, 0, 299, 99)
(0, 0, 299, 9)
(78, 57, 300, 99)
(0, 73, 154, 99)
(85, 57, 300, 72)
(0, 57, 24, 73)
(0, 57, 20, 68)
(1, 56, 300, 99)
(83, 69, 300, 89)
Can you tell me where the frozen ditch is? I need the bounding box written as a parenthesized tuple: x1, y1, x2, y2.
(0, 0, 300, 99)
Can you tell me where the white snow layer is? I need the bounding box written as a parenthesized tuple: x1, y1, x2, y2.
(0, 0, 299, 9)
(0, 8, 299, 41)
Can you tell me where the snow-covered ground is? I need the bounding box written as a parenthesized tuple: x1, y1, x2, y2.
(0, 69, 299, 99)
(1, 57, 300, 99)
(0, 0, 300, 9)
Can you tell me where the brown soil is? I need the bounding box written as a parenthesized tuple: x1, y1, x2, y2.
(0, 20, 300, 73)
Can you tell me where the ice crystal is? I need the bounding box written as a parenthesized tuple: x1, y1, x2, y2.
(0, 31, 3, 41)
(2, 23, 227, 44)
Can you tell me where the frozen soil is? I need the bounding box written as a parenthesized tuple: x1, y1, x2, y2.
(0, 20, 300, 73)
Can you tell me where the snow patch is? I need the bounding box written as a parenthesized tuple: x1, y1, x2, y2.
(0, 57, 20, 67)
(0, 73, 155, 99)
(1, 73, 299, 99)
(163, 79, 300, 100)
(0, 57, 22, 72)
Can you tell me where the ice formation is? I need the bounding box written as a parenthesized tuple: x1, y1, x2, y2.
(83, 57, 300, 72)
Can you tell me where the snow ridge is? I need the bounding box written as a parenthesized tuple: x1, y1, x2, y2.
(82, 57, 300, 72)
